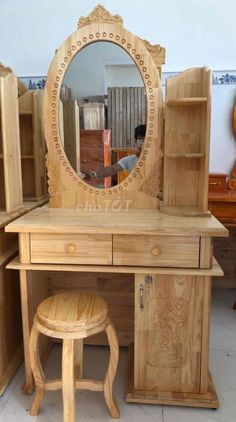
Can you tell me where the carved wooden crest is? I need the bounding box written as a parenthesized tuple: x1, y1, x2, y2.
(78, 5, 123, 29)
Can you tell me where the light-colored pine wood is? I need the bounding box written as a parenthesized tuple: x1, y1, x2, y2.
(126, 344, 218, 408)
(19, 232, 30, 264)
(163, 67, 211, 216)
(44, 6, 163, 209)
(62, 339, 75, 422)
(29, 292, 120, 420)
(4, 5, 228, 411)
(19, 90, 47, 202)
(199, 237, 213, 269)
(134, 274, 203, 393)
(30, 233, 112, 265)
(0, 73, 23, 213)
(200, 276, 211, 393)
(113, 234, 200, 268)
(5, 206, 228, 237)
(6, 255, 224, 277)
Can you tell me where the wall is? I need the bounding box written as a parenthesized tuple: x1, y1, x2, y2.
(1, 0, 236, 173)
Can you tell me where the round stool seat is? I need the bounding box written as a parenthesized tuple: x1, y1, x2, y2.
(36, 292, 109, 333)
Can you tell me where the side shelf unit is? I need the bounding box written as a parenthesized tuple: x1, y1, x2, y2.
(162, 67, 211, 216)
(0, 73, 23, 213)
(19, 90, 48, 201)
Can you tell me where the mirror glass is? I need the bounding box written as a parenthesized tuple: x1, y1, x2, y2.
(60, 41, 147, 188)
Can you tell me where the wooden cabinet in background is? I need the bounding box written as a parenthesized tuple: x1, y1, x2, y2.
(209, 173, 228, 191)
(113, 148, 136, 184)
(208, 189, 236, 288)
(80, 129, 111, 188)
(19, 90, 48, 202)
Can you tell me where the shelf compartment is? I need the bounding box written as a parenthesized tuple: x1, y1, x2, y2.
(165, 153, 205, 158)
(163, 67, 211, 215)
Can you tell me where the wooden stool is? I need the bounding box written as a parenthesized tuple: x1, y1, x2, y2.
(29, 292, 120, 421)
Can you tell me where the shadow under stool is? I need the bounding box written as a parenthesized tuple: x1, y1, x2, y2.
(29, 291, 120, 421)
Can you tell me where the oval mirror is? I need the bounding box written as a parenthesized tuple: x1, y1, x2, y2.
(59, 41, 147, 189)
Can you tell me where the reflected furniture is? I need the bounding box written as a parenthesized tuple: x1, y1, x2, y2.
(80, 129, 112, 188)
(5, 5, 228, 410)
(30, 292, 119, 421)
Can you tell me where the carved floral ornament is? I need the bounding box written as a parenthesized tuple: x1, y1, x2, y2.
(78, 5, 123, 29)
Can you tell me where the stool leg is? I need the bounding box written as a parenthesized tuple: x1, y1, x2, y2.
(74, 339, 83, 378)
(104, 322, 120, 418)
(29, 322, 45, 416)
(62, 339, 75, 422)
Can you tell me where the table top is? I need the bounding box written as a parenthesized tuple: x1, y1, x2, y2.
(5, 205, 228, 237)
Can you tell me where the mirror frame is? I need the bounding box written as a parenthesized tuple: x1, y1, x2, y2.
(44, 5, 164, 209)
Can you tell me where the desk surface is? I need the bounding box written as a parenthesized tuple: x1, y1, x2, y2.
(208, 190, 236, 203)
(5, 205, 228, 237)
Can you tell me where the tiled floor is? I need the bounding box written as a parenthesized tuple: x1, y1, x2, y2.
(0, 289, 236, 421)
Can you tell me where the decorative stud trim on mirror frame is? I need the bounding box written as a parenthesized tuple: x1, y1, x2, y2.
(44, 7, 163, 208)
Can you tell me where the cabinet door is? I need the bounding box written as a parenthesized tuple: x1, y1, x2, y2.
(134, 274, 205, 393)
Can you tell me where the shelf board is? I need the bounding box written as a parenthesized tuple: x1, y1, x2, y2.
(167, 97, 208, 106)
(21, 155, 34, 159)
(19, 111, 33, 116)
(165, 153, 205, 158)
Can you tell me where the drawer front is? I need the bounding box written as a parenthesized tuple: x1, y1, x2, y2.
(30, 233, 112, 265)
(209, 175, 227, 191)
(113, 235, 200, 268)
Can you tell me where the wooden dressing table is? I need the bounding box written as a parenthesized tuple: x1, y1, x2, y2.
(5, 5, 228, 410)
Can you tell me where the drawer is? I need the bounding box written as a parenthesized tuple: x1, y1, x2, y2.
(30, 233, 112, 265)
(209, 173, 227, 191)
(113, 235, 200, 268)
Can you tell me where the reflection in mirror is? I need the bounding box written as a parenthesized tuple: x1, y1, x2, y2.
(60, 41, 146, 189)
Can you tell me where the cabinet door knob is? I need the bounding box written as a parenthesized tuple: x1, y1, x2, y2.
(66, 243, 76, 253)
(151, 247, 160, 256)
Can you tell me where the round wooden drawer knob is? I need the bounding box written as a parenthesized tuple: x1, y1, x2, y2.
(66, 244, 76, 253)
(151, 247, 160, 257)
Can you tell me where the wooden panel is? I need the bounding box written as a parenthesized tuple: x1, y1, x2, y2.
(0, 257, 23, 394)
(80, 129, 111, 188)
(0, 73, 23, 213)
(30, 233, 112, 265)
(134, 274, 203, 393)
(209, 173, 227, 191)
(107, 87, 146, 148)
(163, 67, 211, 215)
(113, 234, 200, 268)
(212, 202, 236, 222)
(63, 99, 80, 173)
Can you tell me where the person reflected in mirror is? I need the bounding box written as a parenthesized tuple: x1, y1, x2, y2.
(85, 124, 146, 180)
